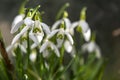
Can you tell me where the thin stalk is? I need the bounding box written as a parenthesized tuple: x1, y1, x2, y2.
(27, 68, 42, 80)
(31, 5, 40, 18)
(56, 3, 70, 20)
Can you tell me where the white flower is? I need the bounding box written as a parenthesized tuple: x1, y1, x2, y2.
(64, 40, 72, 53)
(29, 20, 51, 49)
(51, 18, 71, 30)
(56, 28, 74, 48)
(11, 17, 34, 34)
(71, 20, 91, 41)
(7, 32, 28, 55)
(82, 41, 101, 59)
(6, 41, 27, 56)
(40, 40, 60, 57)
(51, 17, 74, 49)
(11, 17, 34, 45)
(29, 50, 37, 62)
(40, 30, 60, 57)
(29, 20, 44, 49)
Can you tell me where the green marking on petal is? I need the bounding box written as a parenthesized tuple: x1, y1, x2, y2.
(76, 26, 82, 33)
(60, 21, 65, 29)
(21, 36, 27, 41)
(57, 34, 64, 39)
(33, 28, 41, 33)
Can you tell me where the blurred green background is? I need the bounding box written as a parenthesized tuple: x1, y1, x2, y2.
(0, 0, 120, 79)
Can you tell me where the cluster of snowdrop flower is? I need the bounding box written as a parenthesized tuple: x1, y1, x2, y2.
(7, 6, 101, 62)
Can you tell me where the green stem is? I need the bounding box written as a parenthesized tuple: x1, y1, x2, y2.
(27, 68, 42, 80)
(56, 3, 70, 20)
(63, 58, 74, 73)
(31, 5, 40, 18)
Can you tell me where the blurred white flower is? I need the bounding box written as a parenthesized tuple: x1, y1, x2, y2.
(40, 30, 60, 57)
(29, 50, 37, 62)
(11, 17, 34, 34)
(51, 18, 71, 30)
(71, 20, 91, 42)
(64, 40, 72, 53)
(11, 17, 34, 45)
(40, 40, 60, 57)
(56, 28, 74, 48)
(29, 20, 45, 49)
(6, 41, 27, 56)
(82, 41, 101, 59)
(7, 32, 28, 55)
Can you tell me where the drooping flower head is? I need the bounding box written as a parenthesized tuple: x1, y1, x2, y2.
(52, 11, 74, 53)
(71, 7, 91, 42)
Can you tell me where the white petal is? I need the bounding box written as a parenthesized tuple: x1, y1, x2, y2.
(34, 20, 43, 30)
(29, 51, 37, 62)
(19, 26, 30, 35)
(22, 41, 27, 48)
(69, 27, 74, 35)
(95, 46, 101, 59)
(79, 20, 89, 32)
(34, 20, 40, 27)
(41, 22, 51, 34)
(11, 33, 21, 45)
(63, 18, 71, 29)
(11, 14, 25, 34)
(18, 44, 27, 53)
(29, 31, 39, 44)
(40, 41, 49, 53)
(36, 34, 43, 43)
(24, 17, 34, 26)
(57, 38, 64, 48)
(12, 14, 24, 27)
(44, 61, 49, 69)
(42, 50, 49, 58)
(47, 29, 59, 39)
(51, 20, 62, 30)
(11, 20, 24, 34)
(71, 21, 79, 29)
(87, 42, 95, 52)
(31, 43, 38, 49)
(50, 42, 60, 57)
(64, 40, 72, 53)
(65, 32, 74, 45)
(81, 43, 88, 52)
(6, 45, 14, 52)
(83, 28, 91, 42)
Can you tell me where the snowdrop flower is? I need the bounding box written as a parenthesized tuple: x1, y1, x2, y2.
(6, 42, 27, 56)
(51, 11, 74, 48)
(29, 50, 37, 62)
(40, 40, 60, 57)
(40, 30, 60, 57)
(29, 18, 51, 49)
(11, 17, 34, 34)
(82, 41, 101, 59)
(56, 27, 74, 48)
(11, 17, 34, 45)
(29, 20, 44, 49)
(71, 20, 91, 42)
(64, 40, 72, 53)
(71, 7, 91, 41)
(51, 11, 71, 30)
(7, 33, 28, 55)
(63, 40, 76, 57)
